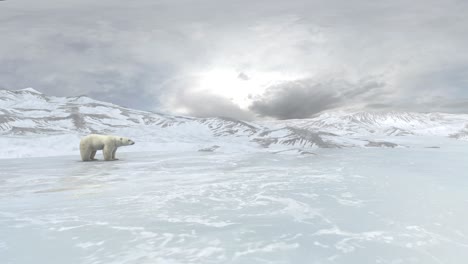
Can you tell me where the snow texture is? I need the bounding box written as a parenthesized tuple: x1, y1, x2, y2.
(1, 142, 468, 264)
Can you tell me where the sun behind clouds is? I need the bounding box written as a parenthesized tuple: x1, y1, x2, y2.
(195, 68, 303, 110)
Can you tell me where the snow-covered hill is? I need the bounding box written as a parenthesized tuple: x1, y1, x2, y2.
(264, 111, 468, 137)
(1, 88, 467, 158)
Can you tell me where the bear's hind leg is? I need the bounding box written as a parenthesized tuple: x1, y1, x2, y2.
(90, 151, 97, 161)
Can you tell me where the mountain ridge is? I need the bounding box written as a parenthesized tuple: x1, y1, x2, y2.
(1, 88, 467, 158)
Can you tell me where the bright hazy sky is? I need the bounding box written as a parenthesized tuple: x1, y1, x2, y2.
(1, 0, 468, 119)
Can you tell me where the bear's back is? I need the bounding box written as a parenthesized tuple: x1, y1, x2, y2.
(81, 134, 116, 146)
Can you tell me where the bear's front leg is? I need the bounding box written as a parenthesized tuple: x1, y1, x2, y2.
(103, 146, 114, 161)
(112, 148, 119, 160)
(80, 147, 93, 161)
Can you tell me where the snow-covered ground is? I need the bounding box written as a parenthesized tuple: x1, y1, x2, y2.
(1, 139, 468, 264)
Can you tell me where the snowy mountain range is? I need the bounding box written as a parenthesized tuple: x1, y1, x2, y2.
(1, 88, 467, 158)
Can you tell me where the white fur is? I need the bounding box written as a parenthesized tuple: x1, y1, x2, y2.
(79, 134, 135, 161)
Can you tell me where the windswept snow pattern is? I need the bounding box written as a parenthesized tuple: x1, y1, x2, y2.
(1, 144, 468, 264)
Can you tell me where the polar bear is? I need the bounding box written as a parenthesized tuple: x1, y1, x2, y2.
(80, 134, 135, 161)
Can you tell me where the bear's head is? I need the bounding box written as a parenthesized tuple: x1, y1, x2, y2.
(118, 137, 135, 146)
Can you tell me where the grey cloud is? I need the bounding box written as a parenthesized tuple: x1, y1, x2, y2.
(366, 103, 393, 109)
(238, 72, 250, 81)
(0, 16, 182, 111)
(443, 100, 468, 110)
(366, 98, 468, 114)
(250, 82, 339, 119)
(80, 69, 160, 110)
(169, 90, 254, 120)
(250, 79, 385, 119)
(1, 0, 468, 118)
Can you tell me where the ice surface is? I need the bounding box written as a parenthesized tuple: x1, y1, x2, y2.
(1, 144, 468, 264)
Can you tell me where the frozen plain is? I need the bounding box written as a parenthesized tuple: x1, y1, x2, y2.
(1, 139, 468, 264)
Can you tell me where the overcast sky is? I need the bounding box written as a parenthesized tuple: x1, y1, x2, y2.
(1, 0, 468, 119)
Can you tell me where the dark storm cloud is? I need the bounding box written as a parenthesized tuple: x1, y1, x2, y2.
(250, 79, 385, 119)
(1, 0, 468, 118)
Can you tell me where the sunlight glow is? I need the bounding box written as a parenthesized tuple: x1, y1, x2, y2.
(196, 69, 303, 109)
